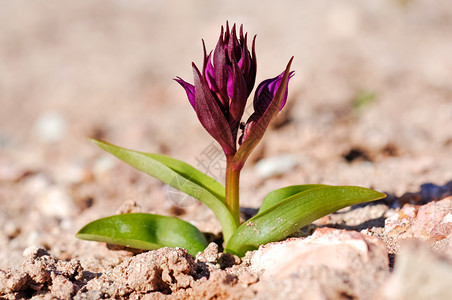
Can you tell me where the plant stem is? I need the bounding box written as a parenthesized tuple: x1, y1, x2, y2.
(225, 155, 241, 226)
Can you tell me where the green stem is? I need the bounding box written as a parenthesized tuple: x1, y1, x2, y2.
(225, 155, 242, 227)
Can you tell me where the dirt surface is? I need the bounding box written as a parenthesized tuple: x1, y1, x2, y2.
(1, 0, 452, 299)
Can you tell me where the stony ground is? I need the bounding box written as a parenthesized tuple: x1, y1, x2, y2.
(1, 0, 452, 299)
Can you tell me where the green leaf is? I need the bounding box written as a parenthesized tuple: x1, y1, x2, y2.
(92, 139, 237, 242)
(257, 184, 327, 214)
(225, 186, 386, 256)
(76, 213, 208, 256)
(92, 139, 225, 201)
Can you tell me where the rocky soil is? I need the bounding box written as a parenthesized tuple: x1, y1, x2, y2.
(1, 0, 452, 299)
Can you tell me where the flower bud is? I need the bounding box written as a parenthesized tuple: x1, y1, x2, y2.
(175, 22, 256, 156)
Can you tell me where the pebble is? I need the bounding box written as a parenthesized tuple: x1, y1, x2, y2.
(22, 245, 47, 258)
(196, 242, 219, 263)
(24, 174, 52, 194)
(92, 155, 117, 177)
(37, 187, 76, 218)
(26, 231, 43, 245)
(116, 199, 142, 214)
(254, 154, 298, 178)
(385, 197, 452, 243)
(56, 162, 89, 185)
(384, 205, 417, 234)
(34, 112, 67, 143)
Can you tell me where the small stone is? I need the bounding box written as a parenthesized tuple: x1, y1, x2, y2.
(37, 187, 77, 218)
(26, 231, 43, 245)
(196, 243, 219, 263)
(24, 174, 52, 195)
(116, 199, 142, 214)
(385, 197, 452, 245)
(22, 245, 49, 259)
(57, 162, 91, 185)
(384, 204, 418, 234)
(34, 112, 67, 143)
(407, 197, 452, 242)
(255, 154, 298, 178)
(92, 155, 117, 177)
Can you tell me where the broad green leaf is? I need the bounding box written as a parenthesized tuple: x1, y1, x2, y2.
(92, 139, 237, 241)
(257, 184, 327, 214)
(76, 213, 208, 256)
(92, 139, 225, 201)
(225, 186, 386, 256)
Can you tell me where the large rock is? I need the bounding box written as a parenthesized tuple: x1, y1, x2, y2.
(249, 227, 389, 299)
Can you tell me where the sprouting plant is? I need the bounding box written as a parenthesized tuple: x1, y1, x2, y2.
(352, 89, 377, 112)
(76, 22, 385, 257)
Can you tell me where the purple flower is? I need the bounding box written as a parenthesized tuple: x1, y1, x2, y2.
(175, 22, 256, 156)
(251, 70, 295, 121)
(176, 22, 293, 164)
(234, 58, 294, 165)
(239, 69, 295, 144)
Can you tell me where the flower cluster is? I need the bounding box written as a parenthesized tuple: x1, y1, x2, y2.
(176, 22, 293, 165)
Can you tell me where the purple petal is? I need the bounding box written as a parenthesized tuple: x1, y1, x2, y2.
(202, 39, 208, 73)
(226, 66, 234, 99)
(204, 53, 217, 91)
(235, 57, 294, 163)
(280, 71, 295, 109)
(174, 77, 196, 110)
(228, 57, 248, 140)
(253, 70, 295, 116)
(248, 35, 257, 94)
(224, 22, 230, 45)
(213, 27, 230, 106)
(227, 24, 241, 62)
(192, 63, 236, 156)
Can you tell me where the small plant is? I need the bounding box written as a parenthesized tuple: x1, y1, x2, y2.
(76, 23, 385, 257)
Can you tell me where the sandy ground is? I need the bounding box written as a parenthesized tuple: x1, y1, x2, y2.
(1, 0, 451, 298)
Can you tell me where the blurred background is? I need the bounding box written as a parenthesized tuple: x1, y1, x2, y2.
(0, 0, 451, 268)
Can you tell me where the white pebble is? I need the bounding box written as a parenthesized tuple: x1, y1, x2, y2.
(22, 244, 42, 258)
(93, 155, 116, 177)
(255, 154, 298, 178)
(37, 187, 76, 218)
(34, 112, 67, 143)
